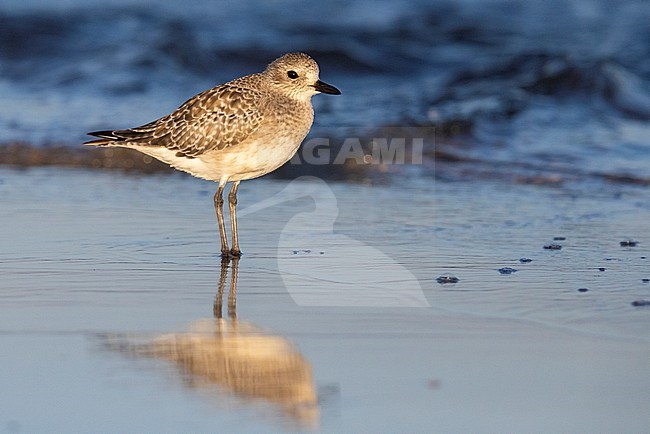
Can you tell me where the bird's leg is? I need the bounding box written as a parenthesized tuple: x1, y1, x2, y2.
(214, 183, 230, 258)
(228, 181, 242, 257)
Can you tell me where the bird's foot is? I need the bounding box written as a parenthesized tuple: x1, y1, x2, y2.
(220, 249, 242, 261)
(220, 249, 232, 262)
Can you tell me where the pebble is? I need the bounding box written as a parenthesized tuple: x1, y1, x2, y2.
(436, 274, 459, 284)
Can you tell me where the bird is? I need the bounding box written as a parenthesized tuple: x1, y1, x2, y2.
(84, 52, 341, 259)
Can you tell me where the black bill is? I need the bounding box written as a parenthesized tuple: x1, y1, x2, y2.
(312, 80, 341, 95)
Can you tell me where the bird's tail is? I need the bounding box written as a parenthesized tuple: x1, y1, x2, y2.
(84, 130, 125, 146)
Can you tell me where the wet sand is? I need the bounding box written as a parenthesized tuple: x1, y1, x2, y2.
(1, 167, 649, 432)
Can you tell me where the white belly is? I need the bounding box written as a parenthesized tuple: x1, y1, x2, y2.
(128, 135, 303, 183)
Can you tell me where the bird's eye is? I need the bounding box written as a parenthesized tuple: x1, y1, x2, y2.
(287, 70, 299, 79)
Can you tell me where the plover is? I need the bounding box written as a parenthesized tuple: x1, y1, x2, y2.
(85, 52, 340, 259)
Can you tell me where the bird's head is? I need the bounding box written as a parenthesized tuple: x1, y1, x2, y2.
(263, 52, 341, 101)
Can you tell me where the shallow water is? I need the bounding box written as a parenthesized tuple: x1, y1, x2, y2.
(1, 168, 649, 432)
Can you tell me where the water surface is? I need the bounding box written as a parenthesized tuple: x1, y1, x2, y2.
(1, 168, 648, 432)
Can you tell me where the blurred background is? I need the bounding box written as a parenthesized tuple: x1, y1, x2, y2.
(0, 0, 648, 183)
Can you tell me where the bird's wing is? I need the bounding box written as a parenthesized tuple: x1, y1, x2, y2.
(87, 84, 265, 156)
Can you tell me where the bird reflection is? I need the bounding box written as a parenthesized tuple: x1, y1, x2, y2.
(107, 258, 319, 428)
(213, 257, 238, 320)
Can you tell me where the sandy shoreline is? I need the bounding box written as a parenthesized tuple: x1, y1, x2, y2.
(1, 167, 649, 432)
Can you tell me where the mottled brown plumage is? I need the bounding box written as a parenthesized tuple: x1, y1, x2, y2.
(85, 52, 340, 258)
(91, 84, 265, 157)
